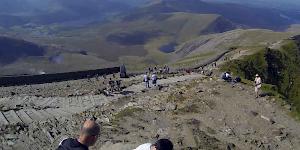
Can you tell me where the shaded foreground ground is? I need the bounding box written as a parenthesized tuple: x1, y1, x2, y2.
(0, 72, 300, 150)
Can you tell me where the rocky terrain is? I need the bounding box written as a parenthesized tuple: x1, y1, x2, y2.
(0, 65, 300, 150)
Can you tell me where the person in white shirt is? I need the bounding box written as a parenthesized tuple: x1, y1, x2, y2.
(143, 73, 150, 88)
(134, 143, 153, 150)
(134, 139, 173, 150)
(254, 74, 262, 98)
(151, 73, 158, 86)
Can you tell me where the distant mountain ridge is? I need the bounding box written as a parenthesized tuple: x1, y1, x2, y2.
(129, 0, 297, 30)
(205, 0, 300, 11)
(0, 0, 298, 30)
(0, 0, 134, 27)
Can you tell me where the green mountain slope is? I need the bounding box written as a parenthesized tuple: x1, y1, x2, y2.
(30, 12, 236, 63)
(221, 36, 300, 116)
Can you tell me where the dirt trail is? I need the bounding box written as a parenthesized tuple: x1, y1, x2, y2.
(0, 74, 203, 126)
(0, 71, 299, 149)
(95, 77, 300, 150)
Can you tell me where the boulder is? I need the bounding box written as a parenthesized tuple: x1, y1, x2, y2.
(227, 143, 236, 150)
(260, 115, 276, 124)
(272, 129, 283, 136)
(284, 104, 292, 111)
(153, 106, 164, 111)
(249, 111, 259, 117)
(4, 134, 17, 140)
(165, 103, 177, 111)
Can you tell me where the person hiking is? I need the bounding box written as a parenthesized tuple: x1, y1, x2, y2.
(254, 74, 262, 98)
(151, 73, 158, 86)
(108, 78, 115, 93)
(57, 118, 100, 150)
(134, 139, 173, 150)
(116, 80, 122, 91)
(144, 73, 150, 88)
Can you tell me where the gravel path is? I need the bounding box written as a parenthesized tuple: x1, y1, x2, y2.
(0, 73, 203, 126)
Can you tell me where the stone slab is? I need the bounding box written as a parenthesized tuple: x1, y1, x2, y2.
(3, 110, 23, 124)
(0, 112, 9, 125)
(16, 110, 33, 124)
(24, 109, 45, 120)
(38, 109, 53, 118)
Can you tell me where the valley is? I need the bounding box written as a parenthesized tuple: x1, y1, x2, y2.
(0, 0, 300, 75)
(0, 1, 300, 149)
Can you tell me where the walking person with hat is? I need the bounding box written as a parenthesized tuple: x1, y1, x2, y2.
(254, 74, 262, 98)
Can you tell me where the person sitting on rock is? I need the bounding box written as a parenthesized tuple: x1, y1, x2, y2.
(134, 139, 173, 150)
(108, 78, 115, 92)
(222, 72, 232, 82)
(57, 118, 100, 150)
(116, 80, 122, 91)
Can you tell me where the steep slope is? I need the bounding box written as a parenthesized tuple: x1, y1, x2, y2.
(221, 36, 300, 116)
(110, 12, 236, 44)
(0, 36, 115, 76)
(0, 36, 45, 65)
(171, 29, 294, 67)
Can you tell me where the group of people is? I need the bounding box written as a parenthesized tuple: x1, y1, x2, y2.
(221, 72, 241, 84)
(222, 72, 262, 98)
(144, 72, 158, 88)
(57, 119, 173, 150)
(143, 65, 171, 88)
(102, 74, 122, 94)
(108, 78, 122, 92)
(148, 65, 170, 75)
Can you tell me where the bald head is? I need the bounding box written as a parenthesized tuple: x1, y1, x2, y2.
(78, 119, 100, 147)
(81, 119, 100, 136)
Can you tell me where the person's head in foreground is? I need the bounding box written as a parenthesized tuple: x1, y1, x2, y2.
(134, 139, 173, 150)
(78, 118, 100, 146)
(57, 118, 100, 150)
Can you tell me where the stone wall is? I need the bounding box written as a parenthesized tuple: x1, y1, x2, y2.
(0, 67, 119, 87)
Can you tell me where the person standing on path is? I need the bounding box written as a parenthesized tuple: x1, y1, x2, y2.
(151, 72, 158, 86)
(144, 73, 150, 88)
(254, 74, 262, 98)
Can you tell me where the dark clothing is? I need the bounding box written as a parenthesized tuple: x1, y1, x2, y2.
(57, 138, 88, 150)
(235, 77, 241, 83)
(109, 80, 114, 85)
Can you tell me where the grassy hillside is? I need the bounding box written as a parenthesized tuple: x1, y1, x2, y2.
(221, 39, 300, 116)
(171, 29, 294, 69)
(27, 12, 236, 66)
